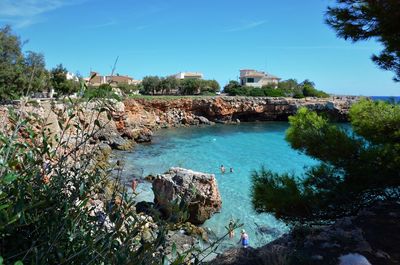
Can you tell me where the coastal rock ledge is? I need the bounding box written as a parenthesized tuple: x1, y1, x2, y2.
(152, 167, 222, 225)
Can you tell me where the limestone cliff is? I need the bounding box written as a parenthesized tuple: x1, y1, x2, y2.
(120, 96, 358, 134)
(0, 96, 359, 150)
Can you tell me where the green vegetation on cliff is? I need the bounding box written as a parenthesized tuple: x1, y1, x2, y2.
(223, 79, 329, 98)
(141, 76, 220, 96)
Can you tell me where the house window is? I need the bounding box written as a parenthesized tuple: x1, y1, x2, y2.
(247, 78, 255, 83)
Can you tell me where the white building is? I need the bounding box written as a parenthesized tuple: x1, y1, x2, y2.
(173, 72, 204, 80)
(66, 72, 79, 82)
(239, 69, 280, 88)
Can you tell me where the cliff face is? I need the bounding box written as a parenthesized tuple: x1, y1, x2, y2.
(121, 96, 357, 133)
(0, 96, 358, 150)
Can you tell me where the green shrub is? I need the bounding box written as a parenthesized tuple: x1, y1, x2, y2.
(249, 88, 265, 97)
(84, 84, 121, 100)
(224, 79, 329, 98)
(293, 92, 305, 99)
(223, 80, 241, 95)
(117, 83, 141, 95)
(263, 88, 287, 97)
(302, 85, 329, 98)
(0, 100, 164, 264)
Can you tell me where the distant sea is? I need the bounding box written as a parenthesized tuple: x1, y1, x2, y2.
(371, 96, 400, 103)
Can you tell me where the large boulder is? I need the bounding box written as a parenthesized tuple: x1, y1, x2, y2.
(152, 167, 222, 225)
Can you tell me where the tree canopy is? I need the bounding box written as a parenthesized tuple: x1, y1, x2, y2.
(326, 0, 400, 81)
(50, 64, 79, 95)
(141, 75, 220, 95)
(223, 79, 328, 98)
(0, 26, 29, 100)
(251, 99, 400, 223)
(0, 26, 84, 100)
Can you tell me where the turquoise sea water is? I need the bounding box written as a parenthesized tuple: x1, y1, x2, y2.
(115, 122, 317, 250)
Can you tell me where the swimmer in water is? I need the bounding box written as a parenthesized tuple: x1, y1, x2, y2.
(220, 165, 225, 174)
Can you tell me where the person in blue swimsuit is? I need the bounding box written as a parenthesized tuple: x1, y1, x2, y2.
(239, 229, 249, 248)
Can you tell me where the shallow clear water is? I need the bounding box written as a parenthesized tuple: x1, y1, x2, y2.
(115, 122, 317, 250)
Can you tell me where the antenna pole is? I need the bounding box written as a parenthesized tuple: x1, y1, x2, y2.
(110, 56, 119, 77)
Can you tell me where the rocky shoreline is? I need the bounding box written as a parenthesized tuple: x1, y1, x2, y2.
(0, 96, 358, 151)
(121, 96, 358, 133)
(0, 95, 365, 264)
(208, 200, 400, 265)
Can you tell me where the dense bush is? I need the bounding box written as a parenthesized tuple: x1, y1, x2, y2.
(84, 84, 121, 100)
(263, 87, 288, 97)
(117, 83, 141, 94)
(300, 80, 329, 98)
(50, 64, 80, 95)
(0, 99, 240, 264)
(251, 99, 400, 224)
(0, 100, 165, 264)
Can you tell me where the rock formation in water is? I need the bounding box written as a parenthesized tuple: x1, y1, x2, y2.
(152, 167, 222, 225)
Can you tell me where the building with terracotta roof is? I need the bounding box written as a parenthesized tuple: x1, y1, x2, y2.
(86, 71, 140, 86)
(239, 69, 280, 88)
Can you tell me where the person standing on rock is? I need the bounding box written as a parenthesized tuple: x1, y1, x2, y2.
(131, 178, 138, 192)
(228, 219, 235, 239)
(239, 229, 249, 248)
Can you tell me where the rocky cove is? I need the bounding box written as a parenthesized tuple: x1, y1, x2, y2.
(6, 95, 397, 264)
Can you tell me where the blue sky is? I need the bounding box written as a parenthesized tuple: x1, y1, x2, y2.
(1, 0, 398, 96)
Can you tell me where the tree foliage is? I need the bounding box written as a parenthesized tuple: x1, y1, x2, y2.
(141, 76, 220, 95)
(223, 79, 328, 98)
(0, 26, 52, 100)
(326, 0, 400, 81)
(251, 100, 400, 223)
(142, 76, 161, 95)
(179, 79, 202, 95)
(25, 51, 50, 94)
(0, 26, 25, 100)
(50, 64, 79, 95)
(84, 84, 121, 100)
(0, 26, 49, 100)
(0, 100, 166, 264)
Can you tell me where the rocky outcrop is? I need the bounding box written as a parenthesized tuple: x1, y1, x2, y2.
(152, 167, 222, 225)
(209, 200, 400, 265)
(1, 96, 358, 150)
(122, 96, 358, 130)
